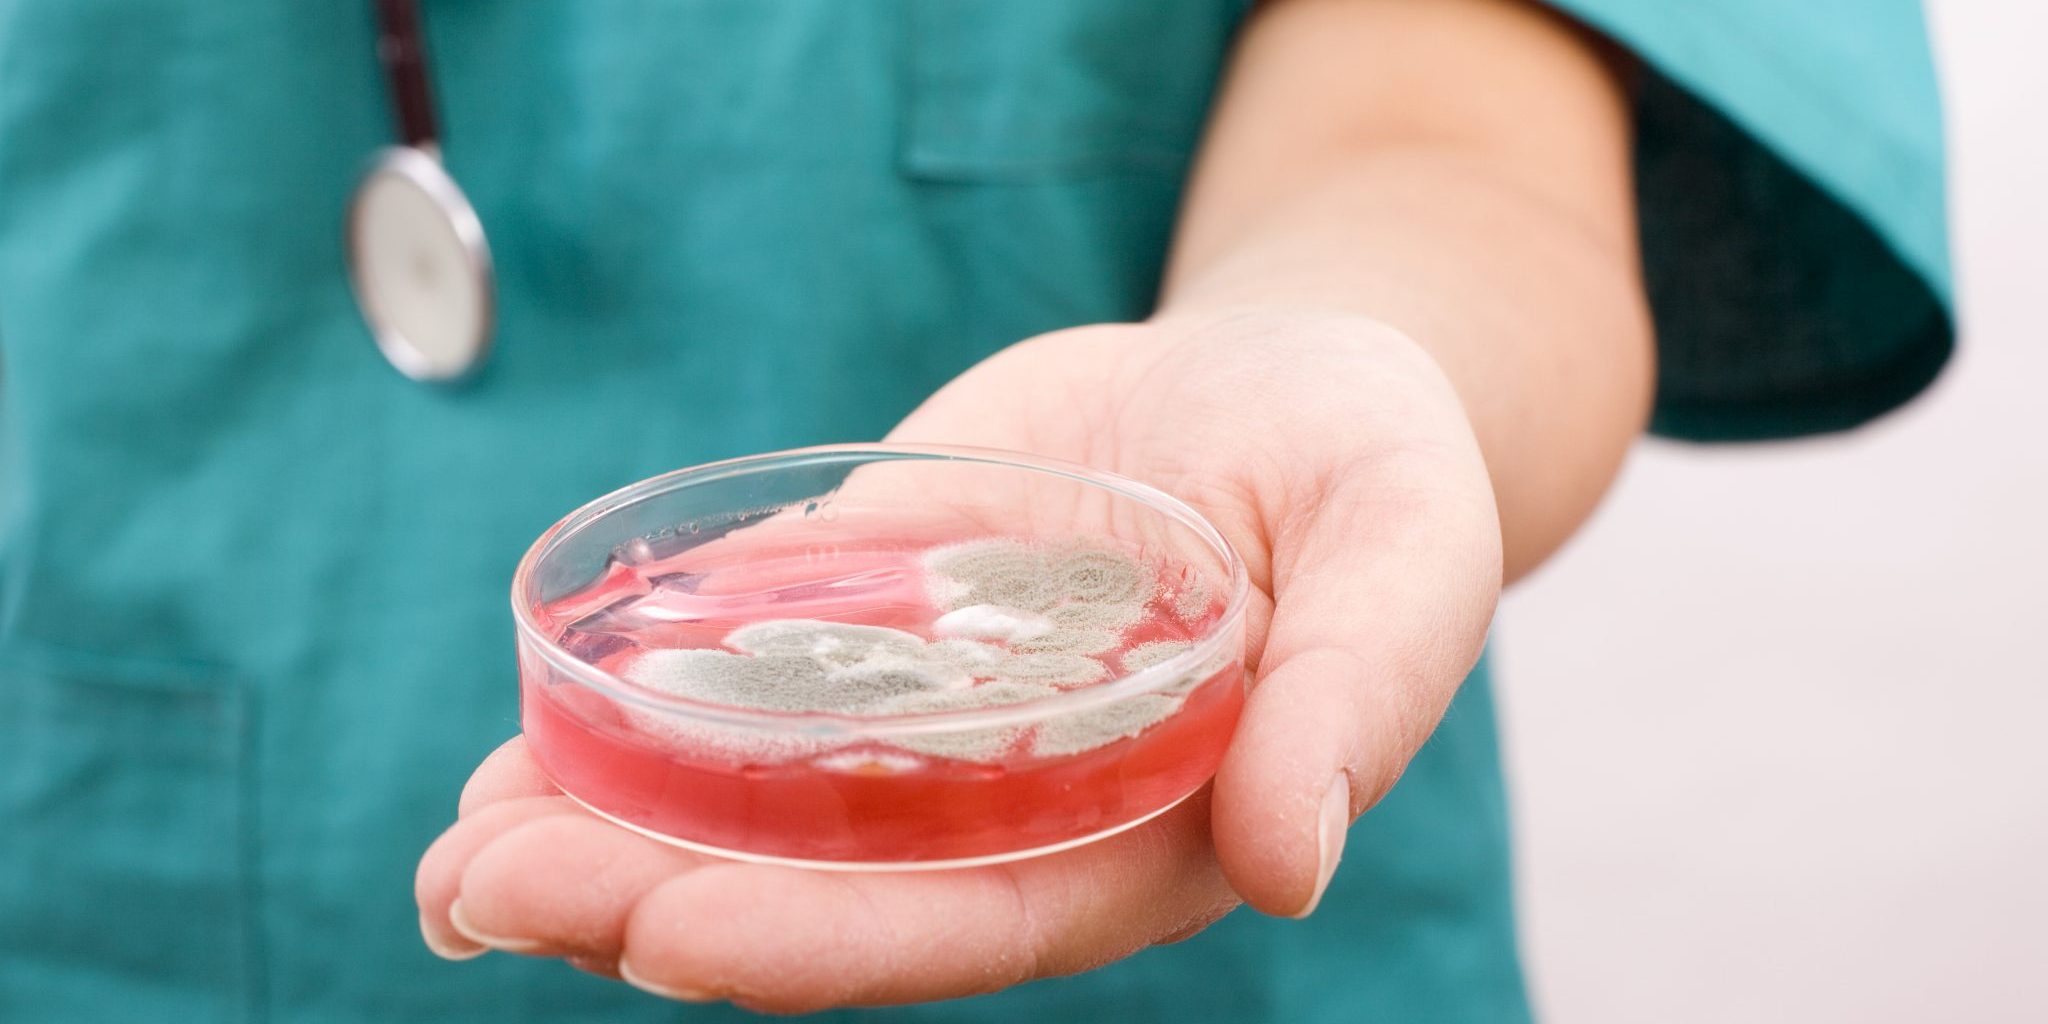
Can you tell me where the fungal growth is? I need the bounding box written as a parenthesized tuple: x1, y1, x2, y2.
(592, 537, 1215, 761)
(519, 449, 1253, 869)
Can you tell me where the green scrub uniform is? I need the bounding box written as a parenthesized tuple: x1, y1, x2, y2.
(0, 1, 1950, 1021)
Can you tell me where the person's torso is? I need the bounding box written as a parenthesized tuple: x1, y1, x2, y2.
(0, 3, 1525, 1021)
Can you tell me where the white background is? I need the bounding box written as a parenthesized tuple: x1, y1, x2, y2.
(1498, 2, 2048, 1021)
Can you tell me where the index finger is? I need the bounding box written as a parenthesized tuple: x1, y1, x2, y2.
(616, 795, 1238, 1013)
(458, 735, 561, 817)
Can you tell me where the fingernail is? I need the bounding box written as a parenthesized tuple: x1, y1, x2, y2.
(1291, 774, 1351, 919)
(618, 957, 717, 1003)
(420, 914, 487, 961)
(446, 899, 546, 954)
(567, 954, 622, 980)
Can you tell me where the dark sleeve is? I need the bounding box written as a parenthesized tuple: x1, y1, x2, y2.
(1544, 0, 1953, 441)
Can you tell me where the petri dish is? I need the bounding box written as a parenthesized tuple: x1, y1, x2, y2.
(512, 444, 1249, 870)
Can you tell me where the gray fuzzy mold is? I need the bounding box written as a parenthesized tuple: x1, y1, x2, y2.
(923, 538, 1157, 616)
(628, 712, 842, 762)
(1047, 601, 1145, 631)
(1030, 693, 1185, 758)
(826, 651, 973, 693)
(628, 648, 923, 712)
(724, 619, 924, 666)
(996, 651, 1110, 687)
(629, 650, 811, 705)
(1008, 627, 1123, 657)
(923, 540, 1059, 612)
(1045, 544, 1150, 606)
(928, 638, 1009, 677)
(619, 650, 848, 759)
(876, 681, 1055, 713)
(1119, 640, 1193, 673)
(871, 682, 1056, 762)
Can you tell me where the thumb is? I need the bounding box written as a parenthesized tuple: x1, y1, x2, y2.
(1209, 448, 1501, 917)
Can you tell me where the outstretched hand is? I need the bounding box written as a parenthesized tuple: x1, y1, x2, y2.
(415, 311, 1503, 1011)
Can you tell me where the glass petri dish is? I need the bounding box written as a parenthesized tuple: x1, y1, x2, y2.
(512, 443, 1249, 870)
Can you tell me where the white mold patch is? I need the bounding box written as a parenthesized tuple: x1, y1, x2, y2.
(813, 749, 928, 774)
(932, 604, 1056, 643)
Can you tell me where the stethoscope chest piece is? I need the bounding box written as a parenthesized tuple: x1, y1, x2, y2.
(346, 145, 495, 382)
(350, 0, 495, 383)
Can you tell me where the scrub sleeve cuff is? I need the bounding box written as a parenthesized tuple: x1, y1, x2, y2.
(1543, 0, 1955, 442)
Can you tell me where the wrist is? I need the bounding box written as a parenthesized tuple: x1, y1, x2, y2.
(1138, 301, 1578, 584)
(1145, 302, 1472, 417)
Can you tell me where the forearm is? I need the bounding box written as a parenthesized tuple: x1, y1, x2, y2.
(1160, 0, 1654, 581)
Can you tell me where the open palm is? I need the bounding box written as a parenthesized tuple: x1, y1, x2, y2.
(415, 311, 1503, 1012)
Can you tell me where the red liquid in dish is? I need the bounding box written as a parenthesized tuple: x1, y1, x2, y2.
(520, 533, 1242, 866)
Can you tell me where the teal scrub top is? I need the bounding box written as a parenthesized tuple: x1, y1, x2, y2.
(0, 2, 1950, 1021)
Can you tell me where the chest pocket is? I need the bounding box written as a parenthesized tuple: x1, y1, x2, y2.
(899, 0, 1251, 181)
(0, 648, 253, 1021)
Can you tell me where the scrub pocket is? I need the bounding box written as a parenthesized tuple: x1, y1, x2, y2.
(898, 0, 1250, 181)
(0, 647, 253, 1023)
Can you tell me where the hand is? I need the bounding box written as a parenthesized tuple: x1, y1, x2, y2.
(415, 309, 1504, 1011)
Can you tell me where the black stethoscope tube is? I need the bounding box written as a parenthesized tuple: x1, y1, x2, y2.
(374, 0, 440, 148)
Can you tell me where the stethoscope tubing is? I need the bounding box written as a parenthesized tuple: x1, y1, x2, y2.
(374, 0, 440, 148)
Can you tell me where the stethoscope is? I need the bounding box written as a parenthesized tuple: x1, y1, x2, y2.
(345, 0, 494, 383)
